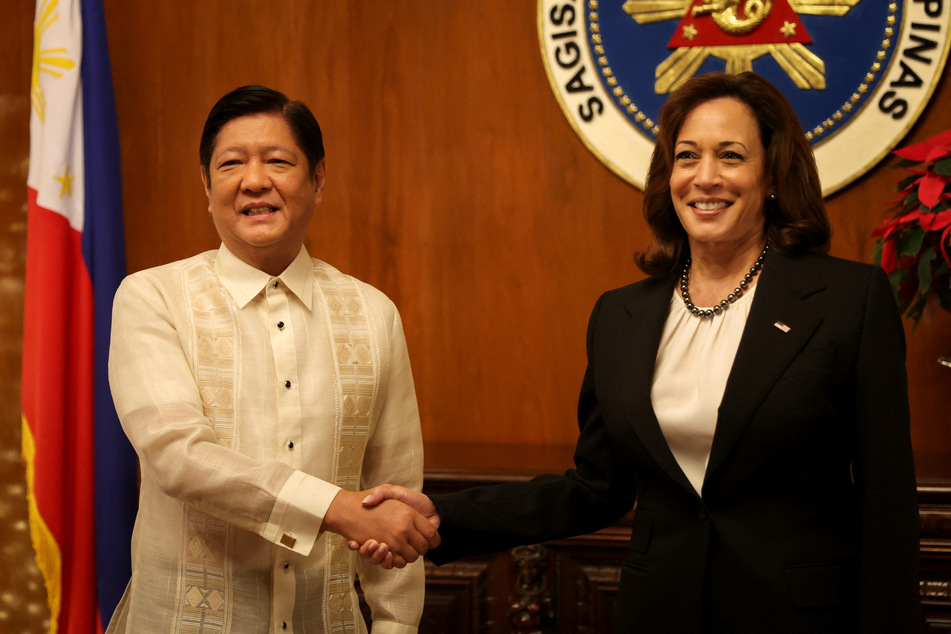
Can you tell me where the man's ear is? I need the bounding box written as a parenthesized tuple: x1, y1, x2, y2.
(313, 158, 327, 201)
(200, 165, 212, 202)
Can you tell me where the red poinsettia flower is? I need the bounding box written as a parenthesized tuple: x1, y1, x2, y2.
(918, 172, 948, 209)
(872, 129, 951, 326)
(918, 209, 951, 232)
(893, 128, 951, 163)
(879, 237, 898, 274)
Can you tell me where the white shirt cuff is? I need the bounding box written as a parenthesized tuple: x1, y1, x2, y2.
(262, 470, 340, 556)
(370, 621, 419, 634)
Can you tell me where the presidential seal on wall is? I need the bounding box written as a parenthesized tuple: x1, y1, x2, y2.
(538, 0, 950, 195)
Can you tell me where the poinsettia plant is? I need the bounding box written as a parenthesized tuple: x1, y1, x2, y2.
(872, 129, 951, 327)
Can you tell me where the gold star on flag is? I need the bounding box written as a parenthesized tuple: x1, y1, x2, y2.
(55, 164, 74, 197)
(683, 24, 698, 41)
(780, 21, 798, 38)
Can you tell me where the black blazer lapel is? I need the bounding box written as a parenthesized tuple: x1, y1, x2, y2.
(705, 250, 826, 489)
(614, 274, 698, 494)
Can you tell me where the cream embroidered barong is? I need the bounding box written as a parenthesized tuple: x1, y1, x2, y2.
(106, 246, 424, 634)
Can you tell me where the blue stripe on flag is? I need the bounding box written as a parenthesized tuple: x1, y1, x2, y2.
(79, 0, 137, 623)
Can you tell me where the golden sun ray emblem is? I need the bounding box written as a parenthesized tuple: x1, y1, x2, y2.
(623, 0, 859, 92)
(31, 0, 77, 123)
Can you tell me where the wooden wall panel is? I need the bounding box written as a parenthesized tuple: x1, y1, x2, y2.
(1, 9, 950, 630)
(99, 1, 951, 472)
(104, 1, 645, 453)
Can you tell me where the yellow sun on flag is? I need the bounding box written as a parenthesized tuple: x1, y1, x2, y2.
(30, 0, 76, 123)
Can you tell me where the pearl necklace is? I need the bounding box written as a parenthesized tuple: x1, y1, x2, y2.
(680, 244, 769, 318)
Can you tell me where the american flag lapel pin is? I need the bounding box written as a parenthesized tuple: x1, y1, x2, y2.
(773, 321, 791, 333)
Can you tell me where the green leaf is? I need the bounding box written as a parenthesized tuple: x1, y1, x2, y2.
(918, 247, 936, 293)
(935, 156, 951, 176)
(899, 225, 926, 256)
(939, 286, 951, 312)
(906, 294, 928, 329)
(898, 173, 919, 189)
(890, 265, 909, 285)
(884, 270, 902, 303)
(897, 276, 918, 312)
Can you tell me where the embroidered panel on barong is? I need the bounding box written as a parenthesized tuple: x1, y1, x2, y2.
(167, 259, 379, 633)
(176, 262, 238, 634)
(313, 266, 378, 633)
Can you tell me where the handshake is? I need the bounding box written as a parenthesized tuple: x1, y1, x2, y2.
(325, 485, 440, 569)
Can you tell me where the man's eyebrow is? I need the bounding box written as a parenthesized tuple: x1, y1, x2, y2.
(216, 144, 295, 154)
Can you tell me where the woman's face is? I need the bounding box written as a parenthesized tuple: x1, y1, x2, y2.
(669, 97, 769, 253)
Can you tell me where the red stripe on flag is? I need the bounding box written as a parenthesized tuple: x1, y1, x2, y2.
(22, 186, 98, 634)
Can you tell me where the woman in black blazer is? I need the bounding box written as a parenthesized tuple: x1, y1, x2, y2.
(354, 72, 921, 633)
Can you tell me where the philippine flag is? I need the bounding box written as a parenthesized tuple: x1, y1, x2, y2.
(22, 0, 138, 631)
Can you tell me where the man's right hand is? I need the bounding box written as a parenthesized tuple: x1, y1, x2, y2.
(345, 484, 441, 570)
(323, 488, 440, 569)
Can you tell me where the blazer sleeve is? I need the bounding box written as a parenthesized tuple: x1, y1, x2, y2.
(851, 266, 921, 631)
(428, 294, 638, 565)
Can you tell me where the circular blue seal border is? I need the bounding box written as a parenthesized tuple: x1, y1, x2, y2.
(538, 0, 950, 195)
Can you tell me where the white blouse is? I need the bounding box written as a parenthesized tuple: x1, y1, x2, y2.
(651, 285, 757, 496)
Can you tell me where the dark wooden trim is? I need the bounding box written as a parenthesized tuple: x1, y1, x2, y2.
(417, 444, 951, 632)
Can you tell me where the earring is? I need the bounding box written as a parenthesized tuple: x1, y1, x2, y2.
(768, 193, 777, 201)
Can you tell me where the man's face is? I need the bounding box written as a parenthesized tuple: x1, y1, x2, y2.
(202, 113, 325, 274)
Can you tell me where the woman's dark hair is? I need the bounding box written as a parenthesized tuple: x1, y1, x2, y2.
(635, 72, 831, 276)
(199, 85, 324, 180)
